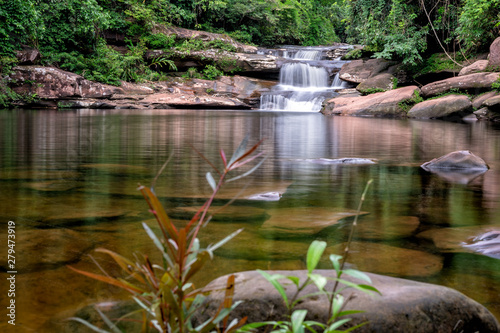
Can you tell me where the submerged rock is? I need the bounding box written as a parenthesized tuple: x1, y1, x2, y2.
(302, 157, 377, 165)
(195, 270, 500, 333)
(168, 205, 269, 223)
(355, 216, 420, 240)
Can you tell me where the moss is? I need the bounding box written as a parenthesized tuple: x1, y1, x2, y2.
(398, 90, 424, 112)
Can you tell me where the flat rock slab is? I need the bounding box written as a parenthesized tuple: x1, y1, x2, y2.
(168, 205, 269, 223)
(0, 228, 93, 272)
(420, 72, 500, 97)
(24, 180, 83, 192)
(140, 92, 252, 109)
(355, 216, 420, 240)
(260, 207, 368, 238)
(321, 86, 419, 117)
(326, 241, 443, 277)
(407, 94, 472, 119)
(196, 270, 500, 333)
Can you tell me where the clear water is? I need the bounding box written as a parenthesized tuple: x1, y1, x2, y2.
(1, 109, 500, 332)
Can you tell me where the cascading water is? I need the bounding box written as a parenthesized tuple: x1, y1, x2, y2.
(260, 46, 351, 112)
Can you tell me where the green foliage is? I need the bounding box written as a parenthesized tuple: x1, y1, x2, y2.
(69, 137, 266, 333)
(142, 33, 177, 50)
(202, 65, 224, 80)
(183, 67, 203, 79)
(0, 0, 41, 56)
(456, 0, 500, 52)
(343, 49, 363, 60)
(398, 90, 424, 112)
(411, 53, 463, 76)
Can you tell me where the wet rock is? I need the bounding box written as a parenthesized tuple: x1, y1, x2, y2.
(260, 207, 368, 238)
(0, 228, 93, 272)
(247, 192, 282, 201)
(9, 66, 124, 100)
(462, 230, 500, 259)
(338, 59, 400, 84)
(326, 241, 443, 277)
(421, 150, 489, 171)
(407, 94, 472, 119)
(417, 225, 500, 254)
(420, 72, 500, 97)
(356, 73, 395, 94)
(458, 60, 489, 76)
(355, 216, 420, 240)
(195, 270, 499, 333)
(489, 37, 500, 69)
(168, 205, 269, 223)
(321, 86, 419, 117)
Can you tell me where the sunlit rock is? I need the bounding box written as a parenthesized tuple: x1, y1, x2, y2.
(260, 207, 368, 238)
(0, 228, 93, 272)
(355, 216, 420, 240)
(326, 241, 443, 277)
(168, 205, 269, 223)
(195, 270, 499, 333)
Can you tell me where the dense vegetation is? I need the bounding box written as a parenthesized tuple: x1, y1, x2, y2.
(0, 0, 499, 97)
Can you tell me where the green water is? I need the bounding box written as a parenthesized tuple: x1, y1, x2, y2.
(1, 109, 500, 331)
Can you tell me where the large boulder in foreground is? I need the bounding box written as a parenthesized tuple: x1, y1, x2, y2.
(321, 86, 419, 117)
(421, 150, 489, 171)
(407, 94, 472, 119)
(420, 72, 500, 97)
(195, 270, 500, 333)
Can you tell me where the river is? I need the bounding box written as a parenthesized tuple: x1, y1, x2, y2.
(1, 108, 500, 331)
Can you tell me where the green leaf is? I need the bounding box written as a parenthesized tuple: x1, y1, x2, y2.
(258, 270, 288, 305)
(206, 172, 217, 191)
(227, 134, 249, 166)
(308, 273, 327, 291)
(142, 222, 174, 267)
(207, 228, 243, 252)
(325, 318, 351, 332)
(291, 309, 307, 333)
(329, 254, 342, 272)
(68, 317, 113, 333)
(286, 275, 301, 288)
(307, 240, 326, 273)
(341, 269, 372, 284)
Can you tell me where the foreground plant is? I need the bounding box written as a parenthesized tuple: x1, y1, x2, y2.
(68, 136, 265, 332)
(240, 180, 378, 333)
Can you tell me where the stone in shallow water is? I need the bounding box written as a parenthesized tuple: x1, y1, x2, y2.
(0, 228, 94, 272)
(168, 205, 269, 222)
(0, 169, 81, 180)
(42, 208, 130, 227)
(80, 163, 151, 175)
(326, 241, 443, 277)
(195, 270, 500, 333)
(421, 150, 489, 171)
(355, 216, 420, 240)
(260, 207, 368, 238)
(24, 180, 83, 192)
(302, 157, 377, 165)
(416, 225, 500, 254)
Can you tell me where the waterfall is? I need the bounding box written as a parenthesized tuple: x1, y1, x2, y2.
(260, 46, 349, 112)
(331, 72, 350, 89)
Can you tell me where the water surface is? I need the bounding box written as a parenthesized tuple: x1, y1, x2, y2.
(1, 109, 500, 331)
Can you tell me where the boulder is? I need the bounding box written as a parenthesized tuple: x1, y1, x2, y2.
(139, 92, 251, 109)
(15, 46, 41, 65)
(338, 59, 400, 84)
(483, 95, 500, 112)
(407, 94, 472, 119)
(489, 37, 500, 69)
(321, 86, 419, 117)
(472, 91, 499, 109)
(9, 66, 124, 99)
(421, 150, 489, 171)
(195, 270, 500, 333)
(356, 73, 395, 94)
(458, 60, 489, 76)
(420, 72, 500, 97)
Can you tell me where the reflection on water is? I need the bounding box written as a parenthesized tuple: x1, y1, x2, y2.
(1, 109, 500, 331)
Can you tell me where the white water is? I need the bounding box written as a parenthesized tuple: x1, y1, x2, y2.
(260, 47, 348, 112)
(331, 72, 350, 89)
